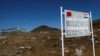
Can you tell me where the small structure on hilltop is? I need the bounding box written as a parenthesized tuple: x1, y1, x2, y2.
(1, 27, 23, 35)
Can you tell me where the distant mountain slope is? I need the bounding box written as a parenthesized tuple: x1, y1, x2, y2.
(31, 25, 60, 32)
(31, 18, 100, 33)
(93, 19, 100, 29)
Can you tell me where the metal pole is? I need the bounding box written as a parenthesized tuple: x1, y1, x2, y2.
(60, 6, 64, 56)
(90, 11, 96, 56)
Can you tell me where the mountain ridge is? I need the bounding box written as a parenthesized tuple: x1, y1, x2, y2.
(93, 18, 100, 29)
(31, 25, 60, 32)
(31, 19, 100, 32)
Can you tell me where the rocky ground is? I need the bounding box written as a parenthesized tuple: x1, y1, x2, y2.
(0, 28, 100, 56)
(0, 19, 100, 56)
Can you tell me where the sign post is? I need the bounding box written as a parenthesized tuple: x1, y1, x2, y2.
(90, 11, 96, 56)
(60, 6, 64, 56)
(60, 7, 95, 56)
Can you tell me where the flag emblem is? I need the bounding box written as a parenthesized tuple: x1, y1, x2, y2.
(84, 13, 89, 18)
(66, 11, 72, 17)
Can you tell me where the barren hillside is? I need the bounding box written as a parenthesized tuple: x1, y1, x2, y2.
(0, 19, 100, 56)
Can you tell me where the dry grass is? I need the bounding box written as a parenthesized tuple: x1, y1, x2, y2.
(0, 29, 100, 56)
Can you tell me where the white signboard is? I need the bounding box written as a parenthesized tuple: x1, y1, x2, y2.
(65, 10, 91, 37)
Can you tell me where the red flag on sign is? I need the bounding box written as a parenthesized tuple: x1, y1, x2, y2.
(84, 13, 88, 16)
(66, 12, 72, 17)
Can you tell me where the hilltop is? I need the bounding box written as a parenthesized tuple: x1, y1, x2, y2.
(31, 25, 60, 33)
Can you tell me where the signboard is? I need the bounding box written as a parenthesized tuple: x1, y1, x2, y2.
(65, 10, 91, 37)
